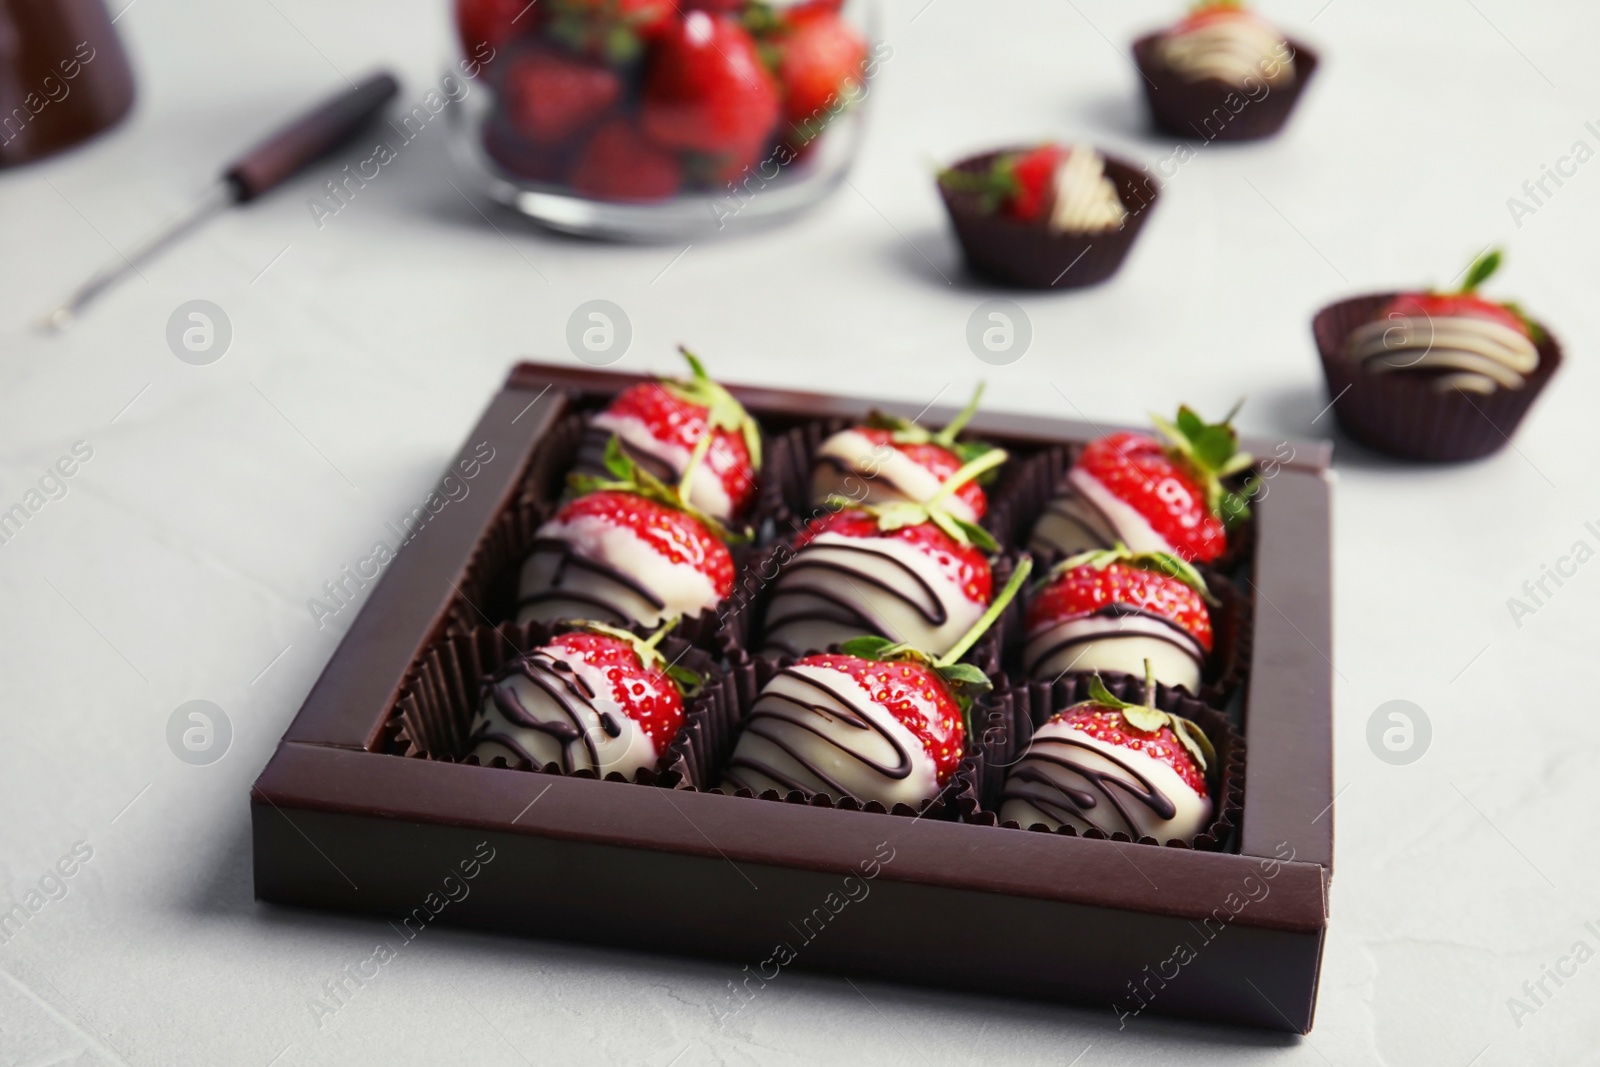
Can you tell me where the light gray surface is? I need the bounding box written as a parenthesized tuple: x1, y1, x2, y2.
(1, 0, 1594, 1063)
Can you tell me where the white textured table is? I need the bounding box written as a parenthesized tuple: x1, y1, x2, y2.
(1, 1, 1594, 1063)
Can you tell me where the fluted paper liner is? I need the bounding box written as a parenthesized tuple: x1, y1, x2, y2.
(387, 619, 728, 790)
(1132, 33, 1318, 143)
(938, 151, 1159, 290)
(955, 674, 1245, 851)
(1314, 293, 1563, 462)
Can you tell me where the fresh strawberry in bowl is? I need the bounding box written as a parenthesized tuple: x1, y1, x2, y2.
(810, 384, 1001, 526)
(775, 2, 868, 152)
(500, 49, 623, 147)
(469, 619, 703, 779)
(519, 437, 743, 628)
(1024, 544, 1214, 693)
(640, 11, 780, 168)
(1000, 667, 1216, 843)
(1029, 404, 1256, 565)
(721, 558, 1031, 809)
(765, 448, 1005, 659)
(580, 347, 761, 522)
(937, 143, 1158, 289)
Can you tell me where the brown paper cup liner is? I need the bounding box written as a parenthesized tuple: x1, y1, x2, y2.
(697, 656, 961, 820)
(995, 444, 1256, 577)
(957, 674, 1245, 851)
(1313, 294, 1564, 462)
(386, 619, 727, 790)
(514, 412, 589, 508)
(1010, 550, 1251, 708)
(1132, 33, 1318, 143)
(938, 151, 1159, 290)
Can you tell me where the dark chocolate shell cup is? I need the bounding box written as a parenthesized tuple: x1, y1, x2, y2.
(1313, 293, 1563, 462)
(1132, 33, 1318, 143)
(938, 151, 1159, 290)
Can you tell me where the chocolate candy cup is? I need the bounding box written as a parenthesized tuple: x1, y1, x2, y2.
(938, 150, 1159, 290)
(1313, 294, 1563, 462)
(1132, 33, 1318, 143)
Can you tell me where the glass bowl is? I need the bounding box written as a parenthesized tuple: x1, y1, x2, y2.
(446, 0, 881, 241)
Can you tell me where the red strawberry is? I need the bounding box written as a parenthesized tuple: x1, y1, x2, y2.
(1378, 249, 1534, 338)
(1176, 3, 1261, 32)
(549, 489, 735, 597)
(569, 119, 683, 201)
(796, 652, 968, 785)
(1027, 553, 1212, 653)
(800, 509, 993, 606)
(456, 0, 539, 55)
(938, 145, 1064, 224)
(590, 347, 761, 520)
(482, 117, 569, 181)
(777, 7, 867, 144)
(544, 0, 676, 59)
(724, 560, 1032, 807)
(1064, 405, 1254, 564)
(810, 384, 999, 525)
(502, 50, 623, 146)
(470, 622, 703, 778)
(999, 673, 1215, 841)
(641, 12, 781, 157)
(521, 438, 745, 629)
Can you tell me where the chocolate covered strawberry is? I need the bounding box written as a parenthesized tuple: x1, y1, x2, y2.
(520, 438, 740, 628)
(1346, 249, 1543, 396)
(1024, 545, 1214, 693)
(470, 619, 703, 778)
(937, 143, 1126, 234)
(776, 3, 867, 149)
(1030, 404, 1255, 565)
(641, 11, 780, 164)
(587, 347, 761, 520)
(811, 384, 1001, 525)
(722, 559, 1032, 808)
(1000, 668, 1215, 842)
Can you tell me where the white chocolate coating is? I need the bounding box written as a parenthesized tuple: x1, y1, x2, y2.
(1000, 717, 1212, 841)
(763, 531, 986, 659)
(1049, 146, 1127, 235)
(1028, 467, 1178, 559)
(1344, 314, 1540, 396)
(518, 511, 720, 627)
(469, 651, 660, 778)
(811, 429, 980, 525)
(719, 663, 943, 808)
(1158, 13, 1295, 88)
(1024, 615, 1204, 693)
(591, 410, 737, 520)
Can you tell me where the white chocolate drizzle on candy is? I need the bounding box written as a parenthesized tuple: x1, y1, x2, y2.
(469, 645, 660, 778)
(587, 414, 736, 520)
(1049, 146, 1127, 235)
(1344, 315, 1539, 395)
(1158, 10, 1295, 89)
(763, 531, 987, 659)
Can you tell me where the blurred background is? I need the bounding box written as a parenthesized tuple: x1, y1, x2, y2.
(1, 1, 1596, 1064)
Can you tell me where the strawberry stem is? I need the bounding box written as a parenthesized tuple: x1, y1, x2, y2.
(936, 555, 1033, 668)
(1457, 248, 1502, 294)
(932, 383, 986, 448)
(926, 447, 1007, 507)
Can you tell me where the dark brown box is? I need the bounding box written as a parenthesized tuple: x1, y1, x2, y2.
(251, 363, 1335, 1033)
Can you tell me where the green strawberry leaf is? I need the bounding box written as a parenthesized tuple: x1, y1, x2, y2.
(1460, 248, 1502, 293)
(839, 635, 899, 660)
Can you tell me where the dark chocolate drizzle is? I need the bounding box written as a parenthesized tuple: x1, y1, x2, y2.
(762, 539, 954, 657)
(574, 423, 681, 489)
(1024, 604, 1206, 676)
(518, 536, 668, 625)
(1031, 488, 1118, 553)
(812, 453, 925, 509)
(474, 650, 617, 772)
(1002, 734, 1177, 837)
(723, 666, 919, 801)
